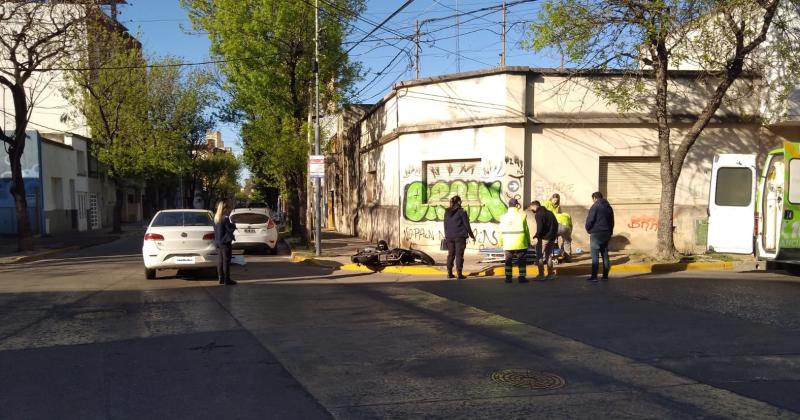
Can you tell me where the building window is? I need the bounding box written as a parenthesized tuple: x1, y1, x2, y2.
(366, 170, 377, 203)
(599, 157, 661, 204)
(52, 177, 64, 210)
(76, 150, 87, 176)
(88, 154, 99, 178)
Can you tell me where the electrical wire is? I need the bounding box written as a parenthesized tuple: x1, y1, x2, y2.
(345, 0, 416, 54)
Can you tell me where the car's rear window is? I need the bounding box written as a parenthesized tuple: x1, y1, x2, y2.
(151, 212, 213, 227)
(230, 213, 269, 225)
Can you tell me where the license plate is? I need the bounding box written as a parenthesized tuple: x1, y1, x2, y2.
(379, 254, 389, 262)
(175, 256, 195, 264)
(244, 228, 256, 233)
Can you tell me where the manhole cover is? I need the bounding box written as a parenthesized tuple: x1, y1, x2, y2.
(71, 309, 126, 320)
(491, 369, 566, 390)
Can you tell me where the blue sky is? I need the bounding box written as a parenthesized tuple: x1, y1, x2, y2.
(120, 0, 560, 181)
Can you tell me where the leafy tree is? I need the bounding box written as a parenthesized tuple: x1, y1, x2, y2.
(526, 0, 800, 258)
(0, 1, 97, 250)
(197, 151, 240, 209)
(63, 22, 156, 233)
(146, 62, 218, 207)
(182, 0, 364, 236)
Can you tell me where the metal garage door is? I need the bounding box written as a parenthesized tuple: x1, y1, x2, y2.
(599, 157, 661, 204)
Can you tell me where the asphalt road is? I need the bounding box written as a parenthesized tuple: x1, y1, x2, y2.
(1, 235, 799, 419)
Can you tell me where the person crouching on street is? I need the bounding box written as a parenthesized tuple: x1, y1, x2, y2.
(529, 200, 558, 281)
(585, 191, 615, 282)
(214, 200, 237, 285)
(499, 198, 531, 283)
(443, 195, 476, 279)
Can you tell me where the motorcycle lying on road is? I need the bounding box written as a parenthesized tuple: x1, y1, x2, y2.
(351, 240, 436, 271)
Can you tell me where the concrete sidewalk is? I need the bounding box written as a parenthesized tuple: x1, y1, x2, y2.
(290, 230, 757, 277)
(0, 223, 145, 265)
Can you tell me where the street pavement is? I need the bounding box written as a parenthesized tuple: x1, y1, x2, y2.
(1, 235, 799, 419)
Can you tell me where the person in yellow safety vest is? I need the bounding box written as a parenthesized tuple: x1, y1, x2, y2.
(498, 198, 531, 283)
(544, 193, 573, 262)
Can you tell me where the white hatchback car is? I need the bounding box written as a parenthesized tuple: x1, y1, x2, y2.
(142, 209, 218, 279)
(230, 208, 279, 254)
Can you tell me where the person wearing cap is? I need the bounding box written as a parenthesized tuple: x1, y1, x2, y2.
(529, 200, 558, 280)
(498, 198, 531, 283)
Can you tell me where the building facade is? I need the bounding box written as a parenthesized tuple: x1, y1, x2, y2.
(0, 3, 142, 235)
(326, 67, 787, 254)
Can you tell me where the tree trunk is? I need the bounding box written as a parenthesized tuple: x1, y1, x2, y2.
(6, 84, 33, 251)
(113, 186, 124, 234)
(286, 172, 307, 239)
(652, 38, 678, 259)
(10, 137, 32, 251)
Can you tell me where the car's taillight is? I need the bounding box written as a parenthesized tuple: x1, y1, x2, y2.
(266, 218, 275, 229)
(144, 233, 164, 241)
(203, 233, 215, 241)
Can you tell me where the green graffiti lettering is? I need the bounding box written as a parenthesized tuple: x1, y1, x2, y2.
(403, 180, 508, 223)
(403, 182, 427, 222)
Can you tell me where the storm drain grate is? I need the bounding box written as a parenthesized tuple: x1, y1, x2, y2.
(491, 369, 566, 390)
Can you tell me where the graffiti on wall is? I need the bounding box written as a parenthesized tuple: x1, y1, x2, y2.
(403, 180, 508, 222)
(532, 180, 574, 201)
(627, 215, 659, 232)
(403, 226, 500, 248)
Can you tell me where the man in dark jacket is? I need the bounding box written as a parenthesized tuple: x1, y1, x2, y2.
(443, 195, 476, 279)
(585, 191, 615, 282)
(529, 200, 558, 281)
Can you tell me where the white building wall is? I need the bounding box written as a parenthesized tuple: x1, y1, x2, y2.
(397, 73, 527, 128)
(41, 140, 78, 234)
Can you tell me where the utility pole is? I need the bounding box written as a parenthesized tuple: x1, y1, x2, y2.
(314, 0, 322, 256)
(415, 19, 420, 79)
(501, 0, 506, 66)
(455, 0, 460, 72)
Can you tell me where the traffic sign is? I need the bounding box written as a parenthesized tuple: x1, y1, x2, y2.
(309, 155, 325, 178)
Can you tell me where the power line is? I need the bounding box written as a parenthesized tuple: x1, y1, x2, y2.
(0, 55, 277, 72)
(345, 0, 416, 54)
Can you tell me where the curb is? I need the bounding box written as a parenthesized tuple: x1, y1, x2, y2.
(0, 245, 80, 265)
(469, 261, 735, 277)
(0, 235, 123, 266)
(288, 253, 735, 277)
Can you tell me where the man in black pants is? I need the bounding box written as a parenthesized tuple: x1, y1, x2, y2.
(443, 195, 476, 279)
(585, 191, 615, 282)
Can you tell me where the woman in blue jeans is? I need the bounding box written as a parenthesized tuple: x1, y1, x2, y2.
(584, 192, 614, 282)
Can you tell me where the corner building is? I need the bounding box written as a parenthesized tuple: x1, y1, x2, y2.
(326, 67, 787, 254)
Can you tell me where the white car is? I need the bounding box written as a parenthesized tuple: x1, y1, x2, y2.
(230, 208, 279, 254)
(142, 209, 218, 279)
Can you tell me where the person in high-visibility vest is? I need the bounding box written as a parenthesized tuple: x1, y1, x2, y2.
(498, 198, 531, 283)
(544, 193, 573, 262)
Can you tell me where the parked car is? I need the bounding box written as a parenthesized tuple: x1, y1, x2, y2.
(230, 208, 279, 254)
(142, 209, 218, 279)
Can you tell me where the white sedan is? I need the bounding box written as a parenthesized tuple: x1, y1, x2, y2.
(230, 208, 279, 254)
(142, 209, 218, 279)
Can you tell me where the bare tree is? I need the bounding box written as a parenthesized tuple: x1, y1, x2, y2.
(0, 1, 97, 250)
